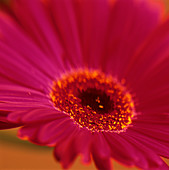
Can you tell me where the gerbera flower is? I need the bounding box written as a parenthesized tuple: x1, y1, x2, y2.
(0, 0, 169, 169)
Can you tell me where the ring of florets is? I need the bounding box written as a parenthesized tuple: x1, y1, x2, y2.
(50, 69, 135, 133)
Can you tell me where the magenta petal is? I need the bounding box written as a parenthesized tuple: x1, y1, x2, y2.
(91, 133, 112, 170)
(7, 108, 66, 124)
(7, 110, 27, 123)
(104, 132, 138, 166)
(0, 84, 52, 113)
(126, 129, 169, 159)
(18, 125, 42, 144)
(49, 0, 83, 68)
(11, 0, 65, 70)
(0, 19, 60, 91)
(0, 111, 20, 129)
(37, 118, 77, 146)
(126, 20, 169, 115)
(74, 129, 92, 164)
(102, 0, 161, 77)
(53, 128, 79, 169)
(92, 155, 111, 170)
(121, 133, 163, 169)
(0, 84, 49, 106)
(21, 109, 66, 123)
(129, 125, 169, 142)
(92, 133, 111, 159)
(72, 0, 110, 69)
(125, 19, 169, 86)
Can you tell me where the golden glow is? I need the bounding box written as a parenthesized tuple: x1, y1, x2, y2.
(50, 69, 135, 133)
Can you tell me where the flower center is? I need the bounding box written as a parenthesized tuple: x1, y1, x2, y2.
(50, 69, 135, 133)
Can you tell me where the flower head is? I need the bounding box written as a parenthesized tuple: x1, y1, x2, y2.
(0, 0, 169, 169)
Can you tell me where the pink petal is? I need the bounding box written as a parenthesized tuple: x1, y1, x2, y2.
(124, 19, 169, 114)
(73, 0, 110, 69)
(91, 133, 112, 170)
(0, 85, 52, 111)
(37, 118, 75, 145)
(104, 132, 139, 167)
(0, 15, 63, 90)
(8, 108, 66, 124)
(48, 0, 83, 68)
(92, 133, 111, 159)
(102, 0, 161, 77)
(18, 124, 43, 144)
(0, 111, 20, 129)
(92, 155, 111, 170)
(126, 129, 169, 158)
(129, 125, 169, 142)
(121, 133, 164, 169)
(53, 128, 79, 169)
(11, 0, 65, 70)
(74, 128, 92, 164)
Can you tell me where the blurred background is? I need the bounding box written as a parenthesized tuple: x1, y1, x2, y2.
(0, 129, 169, 170)
(0, 0, 169, 169)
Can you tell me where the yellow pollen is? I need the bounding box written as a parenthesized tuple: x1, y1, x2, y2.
(99, 105, 104, 109)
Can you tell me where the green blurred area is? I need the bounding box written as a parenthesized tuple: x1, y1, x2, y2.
(0, 129, 53, 151)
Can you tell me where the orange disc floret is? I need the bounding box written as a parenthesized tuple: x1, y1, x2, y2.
(50, 69, 135, 133)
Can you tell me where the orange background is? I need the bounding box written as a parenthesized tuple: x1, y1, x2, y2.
(0, 129, 169, 170)
(0, 0, 169, 169)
